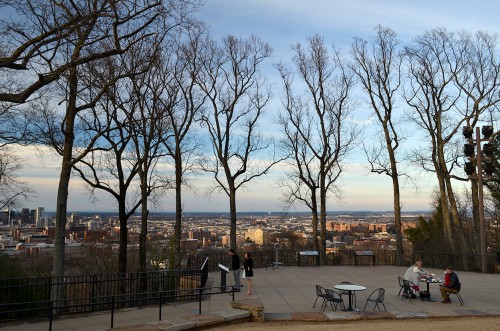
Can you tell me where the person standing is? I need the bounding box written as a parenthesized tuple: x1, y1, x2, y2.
(439, 266, 460, 303)
(228, 248, 241, 290)
(243, 252, 254, 295)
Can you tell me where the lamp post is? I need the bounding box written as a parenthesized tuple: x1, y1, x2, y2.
(463, 125, 495, 273)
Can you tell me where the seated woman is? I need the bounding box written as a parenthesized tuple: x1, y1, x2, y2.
(404, 260, 431, 298)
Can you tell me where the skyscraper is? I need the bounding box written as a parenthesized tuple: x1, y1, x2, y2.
(21, 208, 30, 225)
(35, 207, 45, 227)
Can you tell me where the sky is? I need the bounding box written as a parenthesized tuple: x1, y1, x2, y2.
(14, 0, 500, 214)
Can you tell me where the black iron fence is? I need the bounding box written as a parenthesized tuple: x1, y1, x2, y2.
(188, 249, 498, 273)
(1, 249, 496, 326)
(0, 269, 205, 323)
(411, 250, 497, 273)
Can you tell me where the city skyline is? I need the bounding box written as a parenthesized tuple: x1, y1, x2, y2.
(12, 0, 500, 213)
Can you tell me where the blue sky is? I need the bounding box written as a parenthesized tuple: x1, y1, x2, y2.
(17, 0, 499, 213)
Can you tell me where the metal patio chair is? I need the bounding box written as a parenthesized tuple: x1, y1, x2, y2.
(364, 288, 387, 311)
(323, 288, 345, 311)
(313, 285, 327, 309)
(443, 282, 464, 305)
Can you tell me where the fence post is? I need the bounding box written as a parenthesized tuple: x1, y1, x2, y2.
(111, 296, 115, 329)
(49, 300, 53, 331)
(198, 288, 202, 314)
(159, 290, 162, 321)
(92, 274, 97, 313)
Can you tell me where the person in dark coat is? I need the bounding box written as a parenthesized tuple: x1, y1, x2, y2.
(228, 248, 241, 290)
(439, 266, 460, 303)
(243, 252, 254, 295)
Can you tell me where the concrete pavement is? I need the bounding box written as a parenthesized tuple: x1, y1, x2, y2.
(1, 265, 499, 330)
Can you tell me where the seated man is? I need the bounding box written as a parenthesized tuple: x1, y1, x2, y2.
(439, 266, 460, 303)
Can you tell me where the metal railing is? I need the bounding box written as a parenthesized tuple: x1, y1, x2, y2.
(0, 269, 205, 323)
(188, 249, 498, 273)
(1, 249, 496, 328)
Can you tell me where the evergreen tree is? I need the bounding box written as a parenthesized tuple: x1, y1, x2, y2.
(405, 202, 448, 252)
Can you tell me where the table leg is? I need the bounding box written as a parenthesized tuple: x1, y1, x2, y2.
(342, 290, 356, 311)
(424, 282, 437, 302)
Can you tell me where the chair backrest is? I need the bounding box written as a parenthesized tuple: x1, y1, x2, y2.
(456, 283, 462, 291)
(325, 288, 341, 301)
(316, 285, 325, 296)
(375, 288, 385, 302)
(398, 276, 404, 286)
(402, 278, 413, 288)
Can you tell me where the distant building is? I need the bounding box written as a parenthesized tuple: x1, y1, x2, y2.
(69, 213, 82, 227)
(30, 209, 36, 225)
(329, 222, 351, 232)
(245, 228, 270, 246)
(27, 234, 51, 244)
(368, 223, 387, 233)
(221, 235, 230, 247)
(88, 220, 100, 231)
(21, 208, 30, 225)
(35, 207, 45, 227)
(189, 229, 212, 243)
(0, 209, 9, 224)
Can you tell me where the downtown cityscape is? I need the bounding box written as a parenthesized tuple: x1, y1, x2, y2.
(0, 206, 429, 263)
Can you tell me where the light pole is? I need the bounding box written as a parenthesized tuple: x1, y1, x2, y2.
(463, 125, 495, 273)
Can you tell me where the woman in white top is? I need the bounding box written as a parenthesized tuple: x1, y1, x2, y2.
(404, 260, 431, 293)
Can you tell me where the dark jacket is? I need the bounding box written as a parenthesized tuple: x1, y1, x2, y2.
(445, 272, 460, 289)
(231, 253, 240, 270)
(243, 257, 254, 277)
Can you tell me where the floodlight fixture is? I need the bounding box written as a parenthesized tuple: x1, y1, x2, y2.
(483, 161, 495, 176)
(482, 143, 494, 157)
(464, 162, 475, 176)
(482, 125, 493, 139)
(464, 143, 475, 157)
(462, 126, 473, 139)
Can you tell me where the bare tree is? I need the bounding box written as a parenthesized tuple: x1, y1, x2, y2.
(1, 0, 166, 305)
(0, 1, 201, 304)
(453, 31, 500, 256)
(403, 28, 471, 253)
(158, 24, 206, 268)
(70, 47, 168, 277)
(0, 147, 31, 210)
(196, 34, 282, 249)
(0, 0, 163, 103)
(122, 47, 172, 280)
(350, 26, 405, 265)
(277, 35, 357, 263)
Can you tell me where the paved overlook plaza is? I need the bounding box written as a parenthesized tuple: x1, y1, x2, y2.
(1, 265, 499, 330)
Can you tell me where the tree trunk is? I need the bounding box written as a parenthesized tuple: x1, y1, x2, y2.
(174, 152, 183, 269)
(311, 193, 319, 252)
(445, 175, 468, 253)
(388, 151, 403, 265)
(319, 179, 327, 265)
(51, 67, 78, 306)
(229, 182, 237, 249)
(437, 175, 454, 250)
(118, 195, 128, 292)
(139, 169, 149, 292)
(470, 178, 481, 254)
